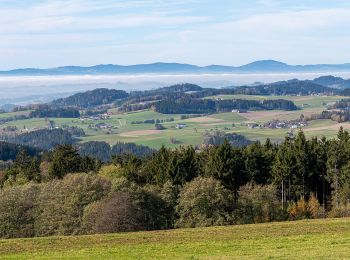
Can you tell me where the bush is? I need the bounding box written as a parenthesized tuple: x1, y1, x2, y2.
(308, 195, 325, 219)
(288, 196, 325, 220)
(176, 177, 234, 228)
(288, 198, 309, 220)
(136, 185, 174, 230)
(83, 184, 173, 234)
(328, 204, 350, 218)
(237, 183, 284, 224)
(83, 192, 143, 234)
(0, 184, 40, 238)
(98, 164, 124, 180)
(35, 173, 110, 236)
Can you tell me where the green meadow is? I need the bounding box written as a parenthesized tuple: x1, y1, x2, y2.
(1, 218, 350, 259)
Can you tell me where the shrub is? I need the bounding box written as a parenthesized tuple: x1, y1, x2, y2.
(83, 192, 143, 234)
(288, 198, 309, 220)
(136, 185, 174, 230)
(288, 196, 325, 220)
(308, 195, 325, 219)
(0, 184, 40, 238)
(98, 164, 124, 180)
(176, 177, 234, 228)
(35, 173, 110, 236)
(83, 184, 173, 234)
(237, 183, 284, 224)
(328, 204, 350, 218)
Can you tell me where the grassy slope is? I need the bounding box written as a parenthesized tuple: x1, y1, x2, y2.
(1, 218, 350, 259)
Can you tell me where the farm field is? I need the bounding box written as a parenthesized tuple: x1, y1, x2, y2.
(1, 218, 350, 259)
(0, 95, 349, 148)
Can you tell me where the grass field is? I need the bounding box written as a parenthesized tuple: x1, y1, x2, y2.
(0, 95, 349, 148)
(1, 218, 350, 259)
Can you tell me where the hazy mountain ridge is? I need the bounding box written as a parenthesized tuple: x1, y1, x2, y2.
(2, 60, 350, 76)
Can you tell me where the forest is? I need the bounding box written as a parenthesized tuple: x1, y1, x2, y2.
(51, 88, 128, 109)
(154, 98, 297, 114)
(3, 129, 74, 150)
(1, 128, 350, 238)
(30, 106, 80, 118)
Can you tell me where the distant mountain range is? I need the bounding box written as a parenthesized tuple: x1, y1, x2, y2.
(2, 60, 350, 76)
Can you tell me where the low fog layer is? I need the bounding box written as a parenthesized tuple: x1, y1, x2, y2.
(1, 72, 350, 105)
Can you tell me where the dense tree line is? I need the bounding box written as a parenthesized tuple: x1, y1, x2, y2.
(51, 88, 128, 109)
(131, 118, 175, 124)
(0, 114, 29, 124)
(154, 98, 297, 114)
(4, 129, 74, 150)
(78, 141, 155, 162)
(128, 83, 203, 101)
(341, 89, 350, 96)
(305, 110, 350, 123)
(62, 126, 86, 137)
(0, 141, 39, 161)
(30, 107, 80, 118)
(2, 129, 350, 238)
(234, 80, 337, 96)
(203, 131, 253, 147)
(332, 99, 350, 109)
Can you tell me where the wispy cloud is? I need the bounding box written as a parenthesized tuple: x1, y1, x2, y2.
(1, 0, 350, 69)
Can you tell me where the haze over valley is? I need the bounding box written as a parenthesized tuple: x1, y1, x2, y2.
(2, 60, 350, 105)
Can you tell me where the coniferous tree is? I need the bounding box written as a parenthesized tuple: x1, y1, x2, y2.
(205, 140, 246, 200)
(48, 145, 82, 179)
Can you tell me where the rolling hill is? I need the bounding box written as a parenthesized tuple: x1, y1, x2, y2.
(2, 60, 350, 76)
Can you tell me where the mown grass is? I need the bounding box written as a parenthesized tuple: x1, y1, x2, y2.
(1, 218, 350, 259)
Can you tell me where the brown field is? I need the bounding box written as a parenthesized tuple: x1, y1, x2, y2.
(293, 97, 314, 101)
(184, 116, 225, 123)
(241, 111, 290, 121)
(119, 130, 162, 137)
(304, 123, 350, 132)
(203, 123, 231, 126)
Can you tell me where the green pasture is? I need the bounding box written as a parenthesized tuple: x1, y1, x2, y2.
(1, 218, 350, 259)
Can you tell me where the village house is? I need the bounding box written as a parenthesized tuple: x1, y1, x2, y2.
(176, 123, 187, 129)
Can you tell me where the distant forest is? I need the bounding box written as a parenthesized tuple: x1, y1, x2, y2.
(51, 88, 128, 109)
(30, 106, 80, 118)
(154, 98, 297, 114)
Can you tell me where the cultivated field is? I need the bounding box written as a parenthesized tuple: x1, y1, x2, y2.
(0, 95, 348, 148)
(1, 218, 350, 259)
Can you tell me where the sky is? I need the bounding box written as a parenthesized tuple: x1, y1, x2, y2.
(1, 0, 350, 70)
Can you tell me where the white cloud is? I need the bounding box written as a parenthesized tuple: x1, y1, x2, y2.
(1, 1, 350, 68)
(0, 0, 209, 34)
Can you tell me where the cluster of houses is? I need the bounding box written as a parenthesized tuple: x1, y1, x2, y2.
(86, 123, 114, 130)
(263, 120, 308, 129)
(80, 112, 112, 122)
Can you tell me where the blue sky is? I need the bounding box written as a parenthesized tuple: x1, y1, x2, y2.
(1, 0, 350, 69)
